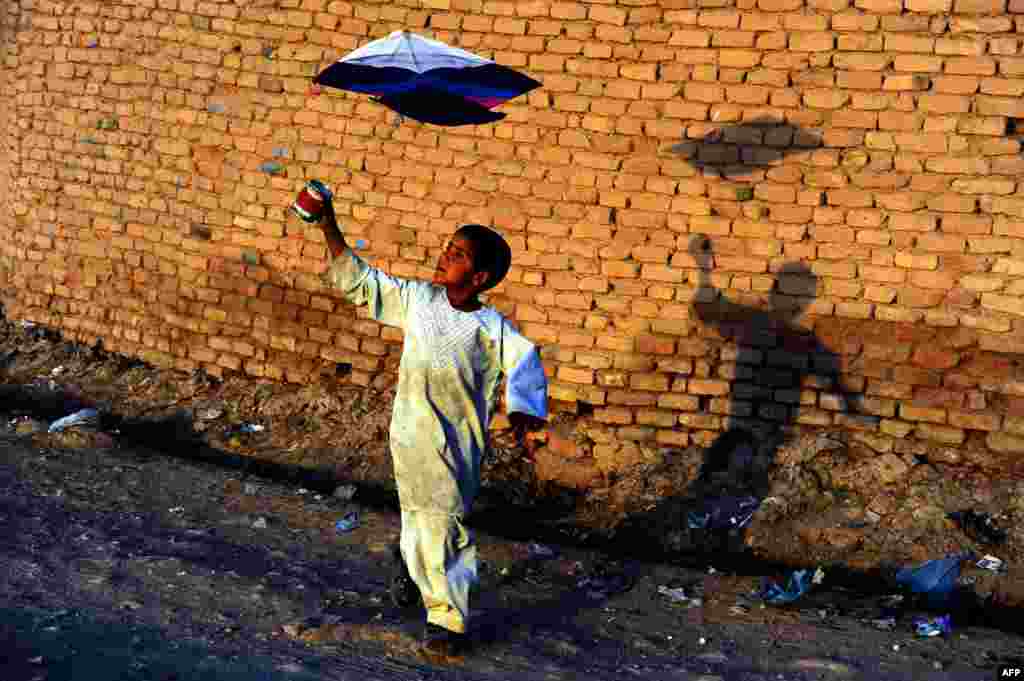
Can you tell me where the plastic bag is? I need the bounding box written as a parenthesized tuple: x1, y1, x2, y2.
(895, 553, 971, 607)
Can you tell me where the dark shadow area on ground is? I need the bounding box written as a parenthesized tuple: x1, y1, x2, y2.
(669, 116, 823, 180)
(0, 605, 327, 681)
(2, 332, 1024, 641)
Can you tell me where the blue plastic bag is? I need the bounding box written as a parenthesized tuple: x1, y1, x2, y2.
(895, 553, 971, 607)
(760, 569, 813, 605)
(335, 511, 359, 534)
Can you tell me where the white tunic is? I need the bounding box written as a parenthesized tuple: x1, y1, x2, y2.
(325, 248, 548, 515)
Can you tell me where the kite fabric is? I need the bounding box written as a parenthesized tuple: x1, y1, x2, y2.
(314, 30, 541, 126)
(323, 247, 548, 631)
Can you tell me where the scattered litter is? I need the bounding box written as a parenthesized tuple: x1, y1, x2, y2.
(528, 542, 557, 560)
(729, 604, 750, 616)
(237, 423, 265, 433)
(707, 566, 717, 575)
(29, 656, 43, 664)
(578, 573, 633, 598)
(948, 510, 1007, 545)
(259, 161, 284, 175)
(760, 569, 814, 605)
(355, 239, 368, 249)
(297, 488, 309, 495)
(207, 102, 226, 114)
(976, 554, 1006, 574)
(895, 553, 970, 607)
(50, 365, 65, 376)
(657, 585, 688, 602)
(913, 614, 952, 638)
(308, 84, 322, 97)
(197, 407, 223, 421)
(333, 484, 356, 501)
(48, 408, 99, 433)
(812, 566, 826, 585)
(870, 616, 896, 631)
(657, 585, 701, 608)
(253, 516, 268, 529)
(243, 483, 260, 495)
(892, 644, 900, 652)
(687, 495, 760, 530)
(168, 506, 184, 514)
(698, 637, 708, 646)
(335, 511, 359, 533)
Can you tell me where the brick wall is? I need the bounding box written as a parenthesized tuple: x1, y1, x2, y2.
(3, 0, 1024, 477)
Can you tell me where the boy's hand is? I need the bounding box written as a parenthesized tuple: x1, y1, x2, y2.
(688, 233, 713, 269)
(508, 411, 545, 454)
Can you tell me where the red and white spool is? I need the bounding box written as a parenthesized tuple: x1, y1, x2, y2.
(291, 181, 328, 222)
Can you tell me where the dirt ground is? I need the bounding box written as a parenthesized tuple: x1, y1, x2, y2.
(1, 315, 1024, 680)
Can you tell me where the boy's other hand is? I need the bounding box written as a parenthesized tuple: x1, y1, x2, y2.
(508, 412, 545, 454)
(688, 233, 713, 269)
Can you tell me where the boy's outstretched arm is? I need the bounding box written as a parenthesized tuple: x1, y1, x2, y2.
(319, 196, 414, 329)
(320, 198, 348, 258)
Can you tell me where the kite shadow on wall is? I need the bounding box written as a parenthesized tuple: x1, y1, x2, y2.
(667, 116, 824, 180)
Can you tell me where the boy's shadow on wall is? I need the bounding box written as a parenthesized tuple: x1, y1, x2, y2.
(621, 235, 872, 564)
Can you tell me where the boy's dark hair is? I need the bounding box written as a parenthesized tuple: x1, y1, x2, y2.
(455, 224, 511, 291)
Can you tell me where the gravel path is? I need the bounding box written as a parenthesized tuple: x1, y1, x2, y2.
(1, 423, 1020, 681)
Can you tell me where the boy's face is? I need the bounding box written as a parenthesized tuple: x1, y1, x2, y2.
(433, 236, 489, 293)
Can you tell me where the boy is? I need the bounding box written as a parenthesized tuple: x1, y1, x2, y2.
(318, 197, 548, 658)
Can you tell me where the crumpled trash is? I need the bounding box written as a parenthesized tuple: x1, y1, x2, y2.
(948, 510, 1007, 545)
(976, 554, 1006, 574)
(238, 423, 265, 434)
(657, 585, 689, 602)
(48, 408, 100, 433)
(528, 542, 557, 560)
(759, 569, 814, 604)
(333, 484, 357, 501)
(335, 511, 359, 533)
(657, 585, 702, 608)
(895, 553, 971, 608)
(913, 614, 952, 638)
(870, 616, 897, 631)
(687, 495, 760, 530)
